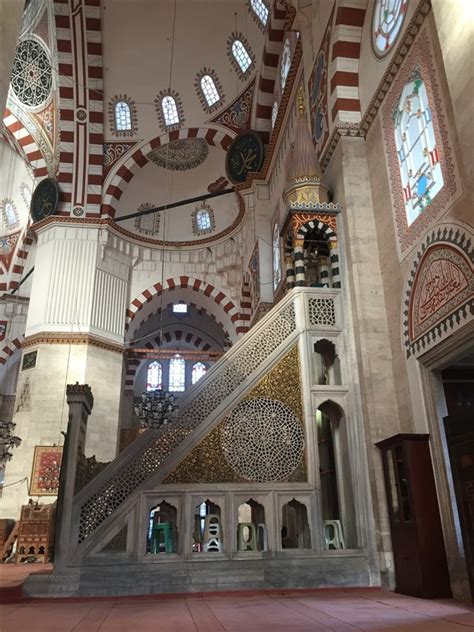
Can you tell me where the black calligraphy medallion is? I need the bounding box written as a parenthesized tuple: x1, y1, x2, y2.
(225, 131, 264, 184)
(30, 178, 59, 223)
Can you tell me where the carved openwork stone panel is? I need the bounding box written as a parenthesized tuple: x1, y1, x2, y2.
(221, 397, 304, 482)
(178, 303, 296, 428)
(77, 303, 296, 543)
(11, 38, 52, 108)
(307, 297, 336, 327)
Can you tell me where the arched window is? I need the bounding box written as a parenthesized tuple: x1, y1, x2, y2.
(394, 75, 444, 226)
(200, 75, 220, 107)
(146, 361, 162, 392)
(192, 203, 215, 235)
(228, 35, 255, 77)
(195, 68, 224, 113)
(272, 222, 281, 290)
(1, 199, 19, 230)
(109, 95, 137, 136)
(115, 101, 131, 131)
(154, 89, 184, 131)
(169, 355, 185, 392)
(249, 0, 269, 27)
(271, 101, 278, 129)
(162, 95, 180, 127)
(280, 39, 291, 91)
(192, 362, 207, 385)
(196, 208, 211, 231)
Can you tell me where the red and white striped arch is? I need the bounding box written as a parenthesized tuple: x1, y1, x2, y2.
(2, 109, 48, 178)
(329, 1, 367, 125)
(253, 2, 289, 144)
(101, 127, 234, 219)
(137, 301, 233, 350)
(125, 330, 223, 390)
(7, 227, 35, 292)
(126, 276, 248, 341)
(0, 338, 23, 366)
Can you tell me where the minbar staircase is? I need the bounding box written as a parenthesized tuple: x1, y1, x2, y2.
(22, 288, 375, 598)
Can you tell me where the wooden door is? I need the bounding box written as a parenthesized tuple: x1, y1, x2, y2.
(444, 412, 474, 601)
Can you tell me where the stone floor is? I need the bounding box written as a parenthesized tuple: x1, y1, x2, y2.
(1, 565, 473, 632)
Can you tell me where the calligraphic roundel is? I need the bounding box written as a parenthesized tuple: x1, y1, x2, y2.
(408, 244, 472, 343)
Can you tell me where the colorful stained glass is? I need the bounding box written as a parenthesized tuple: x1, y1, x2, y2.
(169, 355, 185, 392)
(146, 361, 163, 391)
(394, 75, 444, 226)
(372, 0, 409, 57)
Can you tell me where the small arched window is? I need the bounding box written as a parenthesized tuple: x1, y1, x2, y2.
(108, 95, 137, 136)
(146, 361, 163, 392)
(169, 354, 185, 392)
(155, 89, 184, 131)
(162, 95, 180, 127)
(200, 75, 220, 107)
(3, 200, 19, 229)
(192, 203, 215, 235)
(280, 39, 291, 91)
(228, 35, 255, 77)
(197, 208, 211, 231)
(271, 101, 278, 129)
(249, 0, 269, 27)
(192, 362, 207, 385)
(114, 101, 131, 131)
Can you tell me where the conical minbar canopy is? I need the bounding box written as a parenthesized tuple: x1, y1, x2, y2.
(283, 86, 329, 208)
(288, 88, 323, 181)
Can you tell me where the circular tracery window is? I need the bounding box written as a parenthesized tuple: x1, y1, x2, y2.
(10, 38, 52, 107)
(372, 0, 408, 58)
(221, 397, 304, 482)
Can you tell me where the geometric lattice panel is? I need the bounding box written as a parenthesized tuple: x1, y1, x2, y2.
(10, 38, 52, 107)
(308, 297, 336, 326)
(77, 303, 297, 543)
(221, 397, 304, 482)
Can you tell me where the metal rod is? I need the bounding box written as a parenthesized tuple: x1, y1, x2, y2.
(116, 187, 235, 222)
(10, 267, 34, 295)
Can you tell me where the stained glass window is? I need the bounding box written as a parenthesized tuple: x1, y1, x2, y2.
(162, 95, 180, 127)
(196, 208, 211, 231)
(271, 102, 278, 129)
(250, 0, 269, 26)
(114, 101, 132, 131)
(3, 201, 19, 229)
(372, 0, 408, 57)
(200, 75, 221, 108)
(232, 40, 253, 75)
(169, 355, 185, 392)
(146, 361, 162, 391)
(272, 222, 282, 290)
(394, 75, 443, 226)
(280, 39, 291, 91)
(192, 362, 207, 385)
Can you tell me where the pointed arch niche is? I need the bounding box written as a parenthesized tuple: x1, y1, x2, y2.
(146, 500, 178, 555)
(315, 400, 356, 549)
(312, 338, 342, 386)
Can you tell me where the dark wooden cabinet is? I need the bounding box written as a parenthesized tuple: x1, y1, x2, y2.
(376, 434, 451, 598)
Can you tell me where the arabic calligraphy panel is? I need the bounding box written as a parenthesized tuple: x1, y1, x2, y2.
(409, 245, 472, 343)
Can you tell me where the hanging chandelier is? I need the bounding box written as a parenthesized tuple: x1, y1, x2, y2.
(134, 390, 178, 430)
(0, 420, 21, 464)
(134, 0, 180, 433)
